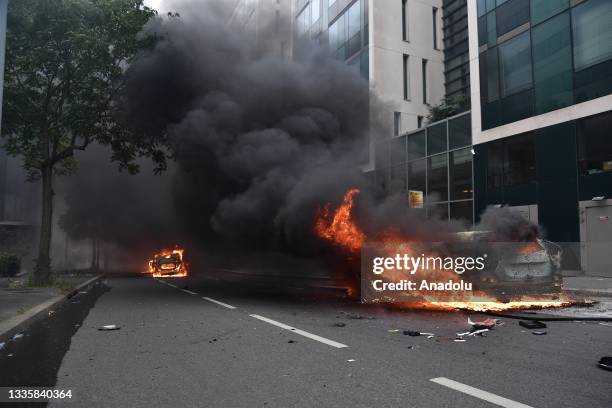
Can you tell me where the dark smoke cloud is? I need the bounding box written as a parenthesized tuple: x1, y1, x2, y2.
(60, 1, 542, 271)
(119, 1, 388, 253)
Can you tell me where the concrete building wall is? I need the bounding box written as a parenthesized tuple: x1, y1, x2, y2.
(369, 0, 445, 136)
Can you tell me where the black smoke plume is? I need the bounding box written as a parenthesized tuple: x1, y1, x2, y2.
(117, 2, 389, 254)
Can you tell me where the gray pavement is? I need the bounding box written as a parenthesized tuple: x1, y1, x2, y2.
(48, 275, 612, 408)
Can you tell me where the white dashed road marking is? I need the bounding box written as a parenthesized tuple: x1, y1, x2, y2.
(202, 297, 237, 309)
(430, 377, 535, 408)
(249, 314, 348, 349)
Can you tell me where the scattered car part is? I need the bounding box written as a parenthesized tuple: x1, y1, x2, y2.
(98, 325, 120, 331)
(598, 357, 612, 371)
(519, 320, 547, 329)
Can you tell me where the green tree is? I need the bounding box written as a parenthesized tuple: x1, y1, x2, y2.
(2, 0, 167, 284)
(426, 94, 471, 123)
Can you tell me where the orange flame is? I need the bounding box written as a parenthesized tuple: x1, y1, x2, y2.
(315, 188, 365, 253)
(315, 189, 576, 312)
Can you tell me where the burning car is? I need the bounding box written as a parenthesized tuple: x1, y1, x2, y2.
(449, 232, 563, 297)
(148, 248, 188, 277)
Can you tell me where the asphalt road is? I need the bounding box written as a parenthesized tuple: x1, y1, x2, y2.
(14, 271, 612, 407)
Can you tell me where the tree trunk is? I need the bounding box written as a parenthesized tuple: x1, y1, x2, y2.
(90, 238, 97, 271)
(32, 165, 54, 285)
(95, 240, 101, 270)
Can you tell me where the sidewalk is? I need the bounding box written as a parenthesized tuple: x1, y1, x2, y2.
(563, 276, 612, 297)
(0, 273, 102, 341)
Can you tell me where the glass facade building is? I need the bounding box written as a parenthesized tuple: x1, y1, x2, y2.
(374, 112, 474, 224)
(478, 0, 612, 130)
(442, 0, 470, 99)
(294, 0, 369, 79)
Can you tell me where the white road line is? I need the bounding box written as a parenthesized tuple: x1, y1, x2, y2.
(249, 314, 348, 349)
(165, 282, 177, 288)
(182, 289, 197, 295)
(430, 377, 535, 408)
(202, 297, 237, 309)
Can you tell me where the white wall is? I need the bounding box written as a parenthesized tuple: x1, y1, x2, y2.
(369, 0, 444, 136)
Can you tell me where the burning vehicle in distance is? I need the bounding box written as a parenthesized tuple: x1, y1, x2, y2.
(148, 248, 188, 278)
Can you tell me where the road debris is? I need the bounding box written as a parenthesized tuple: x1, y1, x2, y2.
(12, 333, 24, 341)
(387, 329, 400, 333)
(333, 322, 346, 327)
(403, 330, 435, 337)
(0, 341, 5, 351)
(288, 340, 296, 343)
(347, 359, 356, 362)
(48, 310, 56, 317)
(98, 325, 120, 331)
(457, 329, 490, 337)
(468, 317, 501, 330)
(337, 311, 375, 320)
(453, 338, 466, 342)
(598, 357, 612, 371)
(519, 320, 547, 329)
(532, 330, 547, 335)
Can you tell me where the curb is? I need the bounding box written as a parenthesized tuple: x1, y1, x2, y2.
(563, 288, 612, 298)
(0, 274, 104, 342)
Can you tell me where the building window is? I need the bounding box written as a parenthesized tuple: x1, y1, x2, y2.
(531, 0, 569, 26)
(427, 123, 447, 156)
(403, 54, 410, 100)
(449, 114, 472, 150)
(498, 30, 532, 97)
(496, 0, 530, 37)
(402, 0, 409, 41)
(432, 7, 438, 50)
(328, 0, 363, 61)
(572, 0, 612, 72)
(428, 153, 449, 202)
(450, 148, 473, 201)
(422, 59, 428, 104)
(408, 130, 426, 160)
(577, 111, 612, 176)
(394, 112, 402, 136)
(487, 132, 536, 188)
(408, 159, 426, 198)
(532, 11, 573, 114)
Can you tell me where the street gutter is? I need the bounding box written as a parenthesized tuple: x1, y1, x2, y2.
(0, 274, 104, 342)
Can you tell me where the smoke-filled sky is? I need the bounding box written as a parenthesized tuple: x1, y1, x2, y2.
(60, 0, 538, 271)
(62, 0, 387, 258)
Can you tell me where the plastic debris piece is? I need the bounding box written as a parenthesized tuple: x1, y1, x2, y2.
(0, 342, 5, 351)
(12, 333, 24, 341)
(532, 330, 547, 335)
(468, 317, 500, 330)
(388, 329, 400, 333)
(519, 320, 546, 329)
(454, 338, 466, 342)
(288, 340, 296, 344)
(48, 310, 56, 317)
(347, 359, 356, 362)
(98, 325, 120, 331)
(598, 357, 612, 371)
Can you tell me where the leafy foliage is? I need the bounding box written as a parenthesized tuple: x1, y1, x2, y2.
(1, 0, 168, 178)
(426, 94, 470, 124)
